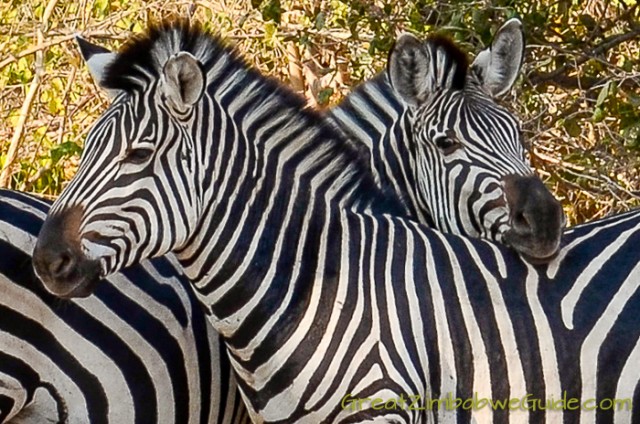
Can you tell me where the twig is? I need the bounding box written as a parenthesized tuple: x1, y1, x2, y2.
(529, 28, 640, 87)
(0, 70, 41, 187)
(0, 0, 58, 187)
(531, 148, 586, 171)
(286, 42, 305, 93)
(20, 67, 78, 192)
(22, 163, 52, 192)
(0, 34, 76, 71)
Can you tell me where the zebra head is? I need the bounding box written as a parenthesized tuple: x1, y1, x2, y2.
(33, 24, 207, 297)
(387, 19, 565, 261)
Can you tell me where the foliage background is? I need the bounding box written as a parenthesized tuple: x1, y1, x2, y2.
(1, 0, 639, 225)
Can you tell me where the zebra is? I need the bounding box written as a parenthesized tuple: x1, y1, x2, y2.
(73, 18, 563, 264)
(0, 189, 249, 423)
(32, 20, 639, 423)
(330, 18, 565, 262)
(0, 20, 536, 422)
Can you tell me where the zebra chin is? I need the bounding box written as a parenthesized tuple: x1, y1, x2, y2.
(502, 229, 563, 264)
(32, 204, 104, 299)
(32, 251, 103, 299)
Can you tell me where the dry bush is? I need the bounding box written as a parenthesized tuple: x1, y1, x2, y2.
(1, 0, 639, 226)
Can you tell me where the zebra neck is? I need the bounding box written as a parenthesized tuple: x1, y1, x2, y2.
(174, 175, 348, 359)
(328, 73, 435, 226)
(175, 76, 390, 328)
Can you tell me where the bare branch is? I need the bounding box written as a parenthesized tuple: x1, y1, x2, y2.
(529, 28, 640, 88)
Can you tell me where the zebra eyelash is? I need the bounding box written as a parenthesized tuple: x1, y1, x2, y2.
(433, 129, 462, 155)
(123, 147, 154, 164)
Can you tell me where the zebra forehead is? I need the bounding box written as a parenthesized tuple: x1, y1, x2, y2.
(420, 92, 519, 130)
(101, 19, 236, 93)
(424, 34, 469, 90)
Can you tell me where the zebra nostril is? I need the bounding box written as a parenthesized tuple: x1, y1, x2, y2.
(513, 211, 531, 233)
(50, 250, 76, 279)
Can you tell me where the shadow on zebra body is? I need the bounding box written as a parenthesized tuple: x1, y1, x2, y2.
(0, 189, 249, 423)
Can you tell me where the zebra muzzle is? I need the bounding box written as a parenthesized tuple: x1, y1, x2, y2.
(32, 206, 103, 298)
(501, 174, 565, 261)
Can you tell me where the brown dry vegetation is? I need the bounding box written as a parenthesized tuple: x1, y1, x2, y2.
(1, 0, 639, 226)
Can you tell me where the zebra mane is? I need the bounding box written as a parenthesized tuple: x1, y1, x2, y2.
(103, 19, 399, 214)
(423, 34, 469, 90)
(104, 19, 209, 91)
(103, 19, 322, 124)
(101, 19, 298, 113)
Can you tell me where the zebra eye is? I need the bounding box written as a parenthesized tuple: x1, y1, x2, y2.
(433, 135, 459, 154)
(124, 148, 154, 164)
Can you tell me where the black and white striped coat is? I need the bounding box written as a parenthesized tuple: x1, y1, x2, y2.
(32, 21, 640, 423)
(0, 189, 249, 423)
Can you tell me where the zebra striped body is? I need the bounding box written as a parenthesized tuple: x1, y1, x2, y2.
(0, 189, 248, 423)
(33, 22, 640, 423)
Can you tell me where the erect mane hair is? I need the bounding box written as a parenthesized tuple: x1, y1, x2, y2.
(103, 19, 401, 215)
(104, 19, 204, 91)
(103, 19, 318, 114)
(424, 33, 469, 90)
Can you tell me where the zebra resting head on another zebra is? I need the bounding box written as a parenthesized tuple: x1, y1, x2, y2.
(32, 20, 640, 423)
(332, 19, 566, 262)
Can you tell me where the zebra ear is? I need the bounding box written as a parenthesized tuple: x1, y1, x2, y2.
(76, 36, 120, 98)
(388, 33, 468, 106)
(471, 18, 525, 97)
(387, 33, 431, 107)
(161, 52, 205, 109)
